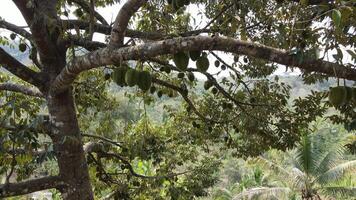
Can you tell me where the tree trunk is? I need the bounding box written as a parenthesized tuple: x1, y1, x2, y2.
(47, 90, 94, 200)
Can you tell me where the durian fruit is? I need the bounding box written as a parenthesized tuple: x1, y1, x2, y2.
(214, 60, 220, 68)
(204, 80, 213, 90)
(137, 71, 152, 91)
(163, 66, 171, 74)
(157, 90, 163, 98)
(196, 56, 209, 72)
(125, 69, 138, 87)
(187, 72, 195, 82)
(345, 86, 353, 103)
(173, 52, 189, 71)
(112, 67, 127, 86)
(189, 51, 201, 61)
(19, 43, 27, 52)
(177, 72, 185, 79)
(328, 86, 347, 107)
(150, 86, 156, 94)
(104, 72, 111, 80)
(211, 87, 218, 94)
(10, 33, 16, 40)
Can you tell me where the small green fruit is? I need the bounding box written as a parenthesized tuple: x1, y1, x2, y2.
(214, 60, 220, 67)
(157, 90, 163, 98)
(150, 86, 156, 94)
(189, 51, 201, 61)
(328, 86, 347, 107)
(125, 69, 138, 87)
(112, 67, 127, 86)
(10, 33, 16, 40)
(173, 52, 189, 71)
(164, 66, 171, 74)
(187, 72, 195, 82)
(211, 87, 218, 94)
(345, 86, 353, 103)
(19, 43, 27, 52)
(137, 71, 152, 91)
(177, 72, 185, 79)
(221, 65, 227, 70)
(204, 80, 213, 90)
(196, 56, 209, 72)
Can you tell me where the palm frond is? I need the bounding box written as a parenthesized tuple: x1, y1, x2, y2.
(232, 187, 290, 200)
(321, 186, 356, 198)
(290, 167, 307, 190)
(252, 157, 293, 182)
(314, 160, 356, 185)
(314, 146, 346, 176)
(295, 134, 322, 176)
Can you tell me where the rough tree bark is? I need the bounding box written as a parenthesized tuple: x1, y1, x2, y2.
(47, 90, 94, 200)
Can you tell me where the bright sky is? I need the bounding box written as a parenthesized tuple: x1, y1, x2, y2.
(0, 1, 304, 77)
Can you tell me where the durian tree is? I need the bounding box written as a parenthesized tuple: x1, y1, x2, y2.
(0, 0, 355, 199)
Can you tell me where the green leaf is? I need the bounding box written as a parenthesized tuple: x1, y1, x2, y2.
(332, 9, 342, 28)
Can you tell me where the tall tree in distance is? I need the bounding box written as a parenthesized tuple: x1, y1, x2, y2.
(0, 0, 355, 199)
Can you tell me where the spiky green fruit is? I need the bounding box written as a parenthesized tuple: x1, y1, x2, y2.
(187, 72, 195, 82)
(19, 43, 27, 52)
(345, 86, 353, 103)
(177, 72, 185, 79)
(204, 80, 213, 90)
(112, 67, 127, 86)
(164, 66, 171, 74)
(211, 87, 218, 94)
(196, 56, 209, 72)
(137, 71, 152, 91)
(173, 52, 189, 71)
(150, 86, 156, 94)
(125, 69, 138, 87)
(189, 51, 201, 61)
(157, 90, 163, 98)
(329, 86, 347, 107)
(10, 33, 16, 40)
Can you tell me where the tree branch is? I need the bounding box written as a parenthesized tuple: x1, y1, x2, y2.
(65, 36, 106, 51)
(0, 47, 43, 87)
(0, 83, 44, 97)
(50, 35, 356, 95)
(109, 0, 146, 47)
(61, 19, 213, 40)
(0, 19, 32, 40)
(70, 0, 109, 25)
(0, 176, 64, 198)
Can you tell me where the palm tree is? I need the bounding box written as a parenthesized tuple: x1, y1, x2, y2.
(234, 134, 356, 200)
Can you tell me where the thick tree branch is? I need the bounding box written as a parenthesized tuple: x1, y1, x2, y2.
(109, 0, 146, 47)
(50, 35, 356, 95)
(0, 19, 32, 40)
(0, 176, 64, 198)
(0, 83, 43, 97)
(0, 47, 43, 87)
(70, 0, 109, 25)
